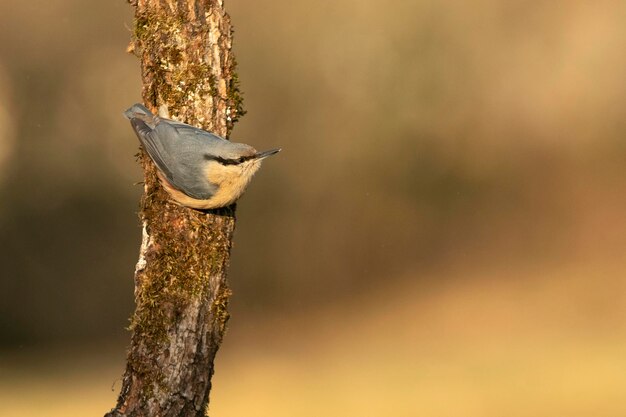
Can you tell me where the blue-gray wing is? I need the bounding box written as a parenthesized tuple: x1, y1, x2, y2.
(129, 118, 218, 200)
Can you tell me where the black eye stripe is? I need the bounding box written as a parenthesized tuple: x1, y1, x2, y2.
(204, 154, 256, 165)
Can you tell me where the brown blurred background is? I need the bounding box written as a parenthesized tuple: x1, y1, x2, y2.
(1, 0, 626, 416)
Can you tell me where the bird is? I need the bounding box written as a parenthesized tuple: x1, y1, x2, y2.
(124, 103, 280, 209)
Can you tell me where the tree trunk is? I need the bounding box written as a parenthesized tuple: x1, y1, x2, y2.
(106, 1, 244, 416)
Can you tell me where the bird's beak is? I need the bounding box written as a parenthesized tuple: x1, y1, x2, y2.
(255, 148, 282, 160)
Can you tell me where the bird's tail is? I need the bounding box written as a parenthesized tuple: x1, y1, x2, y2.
(123, 103, 154, 121)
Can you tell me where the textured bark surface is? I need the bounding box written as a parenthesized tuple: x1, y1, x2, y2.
(106, 1, 244, 416)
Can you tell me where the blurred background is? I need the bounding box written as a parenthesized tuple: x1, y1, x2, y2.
(1, 0, 626, 416)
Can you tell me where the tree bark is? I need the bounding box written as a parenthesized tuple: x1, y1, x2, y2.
(106, 1, 244, 416)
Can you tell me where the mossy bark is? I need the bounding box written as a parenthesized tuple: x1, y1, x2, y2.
(106, 1, 244, 416)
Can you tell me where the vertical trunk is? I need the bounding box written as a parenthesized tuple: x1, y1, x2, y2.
(106, 1, 244, 416)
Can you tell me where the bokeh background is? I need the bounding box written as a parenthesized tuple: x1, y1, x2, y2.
(1, 0, 626, 416)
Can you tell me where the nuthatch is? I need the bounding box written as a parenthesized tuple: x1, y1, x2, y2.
(124, 103, 280, 209)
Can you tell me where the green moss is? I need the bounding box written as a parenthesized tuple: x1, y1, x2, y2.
(226, 55, 247, 135)
(212, 286, 233, 334)
(133, 7, 247, 137)
(133, 9, 214, 120)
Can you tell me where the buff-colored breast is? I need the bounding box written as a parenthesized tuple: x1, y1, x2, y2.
(157, 159, 262, 209)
